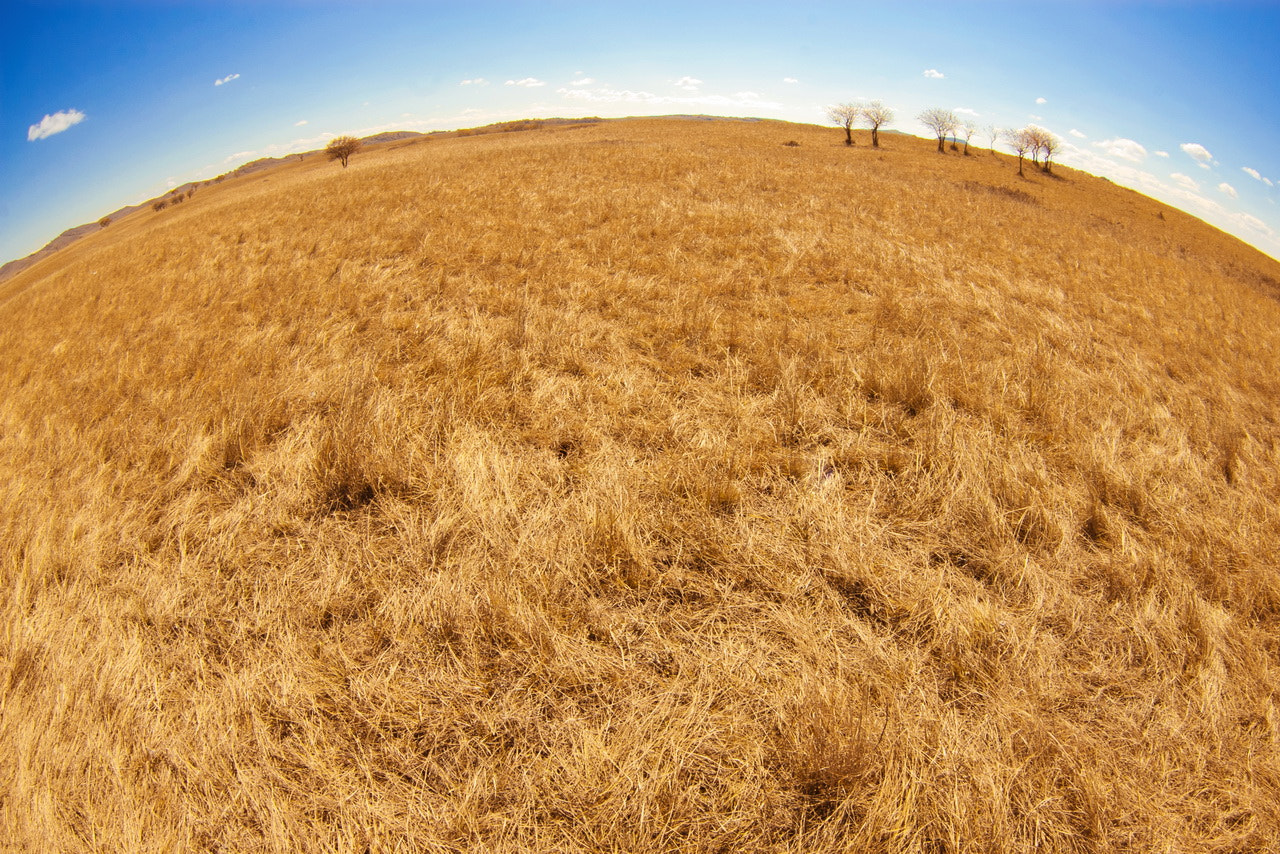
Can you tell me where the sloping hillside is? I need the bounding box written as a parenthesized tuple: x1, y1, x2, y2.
(2, 117, 1278, 852)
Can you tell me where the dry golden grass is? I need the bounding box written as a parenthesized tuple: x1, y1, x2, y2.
(2, 118, 1279, 852)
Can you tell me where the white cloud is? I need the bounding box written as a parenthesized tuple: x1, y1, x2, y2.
(568, 77, 595, 86)
(27, 108, 86, 141)
(1170, 172, 1199, 191)
(1266, 178, 1275, 188)
(1094, 138, 1147, 162)
(1180, 142, 1213, 167)
(1155, 151, 1170, 158)
(1069, 129, 1086, 139)
(460, 78, 489, 86)
(1237, 213, 1274, 237)
(954, 107, 979, 117)
(505, 78, 545, 87)
(923, 69, 945, 79)
(214, 73, 240, 86)
(783, 77, 799, 84)
(1035, 97, 1047, 104)
(674, 76, 703, 91)
(1029, 114, 1044, 121)
(556, 86, 780, 111)
(295, 120, 308, 126)
(1218, 182, 1238, 199)
(1243, 167, 1263, 181)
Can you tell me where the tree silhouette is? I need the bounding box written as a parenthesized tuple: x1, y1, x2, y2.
(326, 136, 362, 168)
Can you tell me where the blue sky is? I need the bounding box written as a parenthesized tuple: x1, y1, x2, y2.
(3, 1, 1279, 263)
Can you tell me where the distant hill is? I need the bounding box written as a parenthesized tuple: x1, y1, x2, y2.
(1, 130, 421, 282)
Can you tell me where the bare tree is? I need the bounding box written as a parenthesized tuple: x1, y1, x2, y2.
(961, 122, 977, 156)
(326, 135, 362, 168)
(827, 103, 861, 146)
(985, 124, 1001, 153)
(918, 108, 957, 154)
(862, 101, 894, 148)
(1003, 128, 1035, 177)
(1027, 126, 1062, 173)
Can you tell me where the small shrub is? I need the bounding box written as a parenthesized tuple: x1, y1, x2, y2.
(97, 216, 111, 228)
(152, 201, 167, 212)
(783, 140, 800, 147)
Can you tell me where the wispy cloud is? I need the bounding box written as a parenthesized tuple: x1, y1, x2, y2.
(1155, 151, 1170, 158)
(557, 86, 780, 111)
(1069, 129, 1086, 139)
(954, 107, 979, 117)
(1170, 173, 1199, 191)
(1238, 213, 1275, 237)
(923, 69, 945, 79)
(1243, 167, 1263, 182)
(294, 120, 308, 127)
(1218, 182, 1238, 199)
(568, 77, 595, 86)
(505, 77, 545, 87)
(1094, 138, 1147, 162)
(27, 109, 86, 141)
(460, 78, 489, 86)
(1035, 97, 1047, 104)
(783, 77, 799, 84)
(214, 73, 240, 86)
(1180, 142, 1213, 168)
(674, 76, 703, 91)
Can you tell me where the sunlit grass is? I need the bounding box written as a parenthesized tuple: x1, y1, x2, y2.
(2, 117, 1279, 852)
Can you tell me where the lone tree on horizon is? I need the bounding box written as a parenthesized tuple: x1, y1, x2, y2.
(826, 103, 861, 146)
(325, 136, 362, 168)
(862, 101, 894, 148)
(918, 108, 958, 154)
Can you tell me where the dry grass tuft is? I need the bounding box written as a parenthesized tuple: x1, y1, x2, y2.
(2, 117, 1279, 852)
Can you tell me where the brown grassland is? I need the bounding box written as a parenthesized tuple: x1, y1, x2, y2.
(2, 117, 1280, 852)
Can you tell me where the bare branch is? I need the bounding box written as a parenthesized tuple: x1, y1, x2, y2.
(918, 108, 958, 154)
(826, 103, 861, 146)
(861, 101, 894, 149)
(325, 136, 362, 168)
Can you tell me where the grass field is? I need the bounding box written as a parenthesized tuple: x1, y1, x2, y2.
(2, 117, 1279, 852)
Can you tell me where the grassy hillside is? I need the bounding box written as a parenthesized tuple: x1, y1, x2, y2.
(2, 117, 1278, 853)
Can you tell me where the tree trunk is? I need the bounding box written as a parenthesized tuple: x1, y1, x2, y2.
(937, 136, 945, 153)
(872, 128, 879, 148)
(1017, 155, 1024, 177)
(844, 126, 853, 146)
